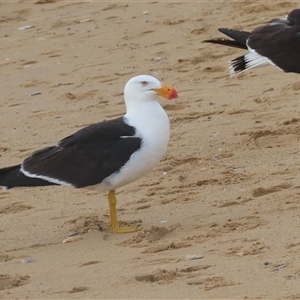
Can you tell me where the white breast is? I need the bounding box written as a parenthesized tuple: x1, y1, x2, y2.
(92, 100, 170, 192)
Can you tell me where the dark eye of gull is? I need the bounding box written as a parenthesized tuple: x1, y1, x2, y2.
(140, 81, 148, 86)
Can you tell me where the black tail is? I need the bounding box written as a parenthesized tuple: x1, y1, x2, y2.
(230, 55, 247, 74)
(218, 28, 251, 48)
(0, 165, 57, 189)
(203, 28, 251, 50)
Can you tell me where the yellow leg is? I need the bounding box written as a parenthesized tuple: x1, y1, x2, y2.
(108, 190, 142, 233)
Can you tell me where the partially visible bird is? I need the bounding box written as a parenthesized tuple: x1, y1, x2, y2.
(0, 75, 178, 233)
(203, 9, 300, 75)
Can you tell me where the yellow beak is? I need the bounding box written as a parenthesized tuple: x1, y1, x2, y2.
(153, 83, 178, 100)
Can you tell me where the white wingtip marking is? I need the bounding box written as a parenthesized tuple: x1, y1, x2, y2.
(20, 165, 73, 187)
(229, 51, 272, 76)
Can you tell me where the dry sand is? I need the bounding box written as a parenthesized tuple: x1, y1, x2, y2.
(1, 1, 300, 299)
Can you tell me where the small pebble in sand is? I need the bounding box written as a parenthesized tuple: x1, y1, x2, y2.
(18, 25, 35, 30)
(79, 18, 93, 23)
(63, 235, 83, 244)
(185, 254, 203, 260)
(29, 92, 41, 96)
(21, 257, 36, 263)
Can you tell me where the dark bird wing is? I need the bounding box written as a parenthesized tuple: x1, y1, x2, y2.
(16, 117, 141, 188)
(203, 28, 251, 50)
(0, 165, 57, 189)
(247, 23, 300, 73)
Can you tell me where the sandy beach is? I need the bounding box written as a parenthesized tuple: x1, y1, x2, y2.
(1, 1, 300, 298)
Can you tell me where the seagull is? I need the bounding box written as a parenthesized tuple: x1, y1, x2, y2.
(0, 75, 178, 233)
(203, 9, 300, 75)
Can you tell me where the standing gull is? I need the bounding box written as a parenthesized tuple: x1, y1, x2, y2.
(0, 75, 178, 233)
(203, 9, 300, 75)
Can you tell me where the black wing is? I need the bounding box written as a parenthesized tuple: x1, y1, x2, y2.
(248, 23, 300, 73)
(0, 165, 57, 189)
(22, 117, 142, 188)
(203, 28, 251, 50)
